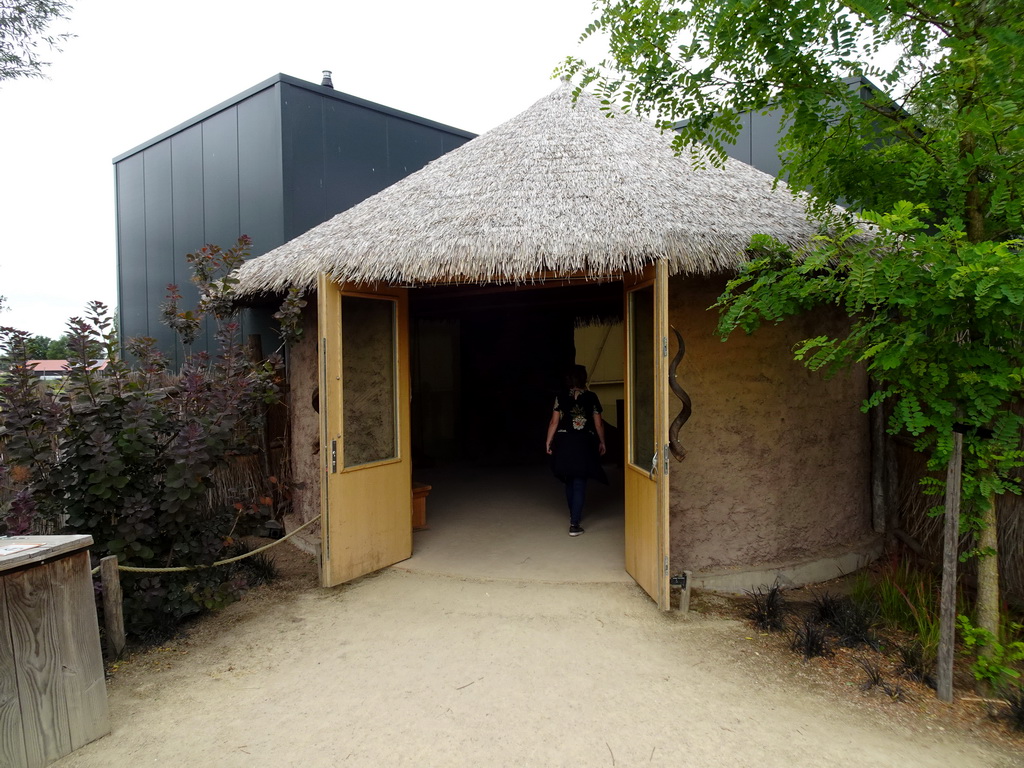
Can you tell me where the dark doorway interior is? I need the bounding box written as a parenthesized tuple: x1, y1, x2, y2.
(410, 281, 622, 470)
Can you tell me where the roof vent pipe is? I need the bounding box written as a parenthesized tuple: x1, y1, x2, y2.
(321, 70, 334, 89)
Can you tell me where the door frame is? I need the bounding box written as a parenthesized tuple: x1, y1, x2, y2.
(623, 262, 671, 609)
(317, 273, 412, 588)
(313, 269, 669, 604)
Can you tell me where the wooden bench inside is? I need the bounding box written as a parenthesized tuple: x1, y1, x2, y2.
(412, 482, 432, 529)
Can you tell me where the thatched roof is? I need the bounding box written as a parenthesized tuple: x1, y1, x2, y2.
(235, 82, 825, 296)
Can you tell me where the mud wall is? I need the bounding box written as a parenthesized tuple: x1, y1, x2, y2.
(668, 274, 874, 574)
(287, 304, 321, 525)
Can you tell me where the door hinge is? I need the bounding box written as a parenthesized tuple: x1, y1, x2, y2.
(662, 335, 668, 358)
(664, 556, 670, 575)
(663, 443, 670, 475)
(331, 440, 338, 473)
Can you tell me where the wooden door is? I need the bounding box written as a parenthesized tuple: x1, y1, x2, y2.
(317, 274, 412, 588)
(623, 262, 671, 609)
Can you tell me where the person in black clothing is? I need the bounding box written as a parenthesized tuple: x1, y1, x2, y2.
(545, 365, 607, 536)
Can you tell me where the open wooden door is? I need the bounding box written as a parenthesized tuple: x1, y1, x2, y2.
(623, 262, 671, 609)
(317, 273, 412, 588)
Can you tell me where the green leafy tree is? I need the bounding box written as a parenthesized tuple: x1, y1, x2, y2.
(24, 334, 50, 359)
(563, 0, 1024, 238)
(562, 0, 1024, 697)
(21, 334, 71, 360)
(0, 0, 75, 82)
(45, 334, 70, 359)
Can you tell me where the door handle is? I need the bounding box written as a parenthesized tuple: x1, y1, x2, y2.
(649, 450, 659, 480)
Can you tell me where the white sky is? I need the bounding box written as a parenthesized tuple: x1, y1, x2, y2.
(0, 0, 609, 338)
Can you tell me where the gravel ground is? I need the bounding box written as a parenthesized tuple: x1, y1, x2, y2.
(51, 545, 1022, 768)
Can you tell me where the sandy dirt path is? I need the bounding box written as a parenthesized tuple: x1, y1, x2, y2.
(53, 566, 1019, 768)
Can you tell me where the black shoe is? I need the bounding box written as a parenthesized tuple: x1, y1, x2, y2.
(569, 524, 584, 537)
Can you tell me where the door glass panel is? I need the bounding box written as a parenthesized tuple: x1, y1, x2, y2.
(630, 286, 655, 469)
(342, 296, 397, 467)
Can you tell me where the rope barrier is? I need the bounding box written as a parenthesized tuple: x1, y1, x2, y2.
(90, 514, 321, 575)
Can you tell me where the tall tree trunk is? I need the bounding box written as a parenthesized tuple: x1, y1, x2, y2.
(975, 489, 1000, 696)
(958, 119, 1000, 692)
(960, 131, 986, 243)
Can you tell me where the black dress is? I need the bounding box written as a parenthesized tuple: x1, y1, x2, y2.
(550, 388, 608, 484)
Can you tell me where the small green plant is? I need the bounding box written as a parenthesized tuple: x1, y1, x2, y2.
(957, 615, 1024, 693)
(791, 617, 832, 659)
(851, 560, 944, 665)
(744, 583, 787, 632)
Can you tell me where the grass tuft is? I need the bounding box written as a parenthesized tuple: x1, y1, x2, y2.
(227, 540, 280, 586)
(854, 657, 905, 700)
(809, 591, 845, 625)
(745, 583, 788, 632)
(811, 592, 878, 649)
(881, 682, 906, 701)
(244, 551, 280, 586)
(856, 657, 884, 691)
(791, 617, 832, 659)
(895, 641, 937, 689)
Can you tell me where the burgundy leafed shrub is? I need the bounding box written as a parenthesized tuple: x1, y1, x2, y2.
(0, 236, 305, 640)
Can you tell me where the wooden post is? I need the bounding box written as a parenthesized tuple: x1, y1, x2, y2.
(99, 556, 125, 661)
(678, 570, 692, 614)
(936, 426, 963, 702)
(245, 333, 264, 364)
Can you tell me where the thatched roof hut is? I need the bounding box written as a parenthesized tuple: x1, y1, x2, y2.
(237, 81, 879, 598)
(234, 81, 824, 295)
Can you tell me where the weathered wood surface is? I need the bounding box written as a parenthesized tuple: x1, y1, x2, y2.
(936, 427, 964, 702)
(100, 555, 125, 660)
(54, 553, 110, 749)
(0, 578, 29, 768)
(6, 559, 73, 767)
(0, 535, 93, 573)
(0, 543, 109, 767)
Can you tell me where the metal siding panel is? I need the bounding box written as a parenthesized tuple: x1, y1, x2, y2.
(202, 108, 241, 247)
(170, 126, 205, 265)
(170, 125, 206, 368)
(238, 87, 285, 256)
(200, 108, 241, 353)
(115, 155, 148, 341)
(142, 142, 176, 357)
(386, 119, 445, 187)
(323, 100, 390, 216)
(722, 110, 753, 165)
(750, 108, 788, 179)
(442, 133, 472, 154)
(281, 84, 327, 239)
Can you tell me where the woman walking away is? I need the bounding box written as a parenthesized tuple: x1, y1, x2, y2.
(545, 365, 607, 536)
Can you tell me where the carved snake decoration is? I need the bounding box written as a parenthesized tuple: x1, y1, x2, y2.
(668, 326, 692, 461)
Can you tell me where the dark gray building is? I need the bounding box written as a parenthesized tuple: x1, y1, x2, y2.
(113, 72, 475, 365)
(709, 75, 888, 182)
